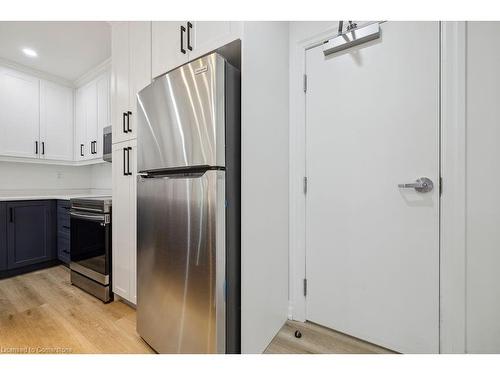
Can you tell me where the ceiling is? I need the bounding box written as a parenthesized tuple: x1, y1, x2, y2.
(0, 21, 111, 82)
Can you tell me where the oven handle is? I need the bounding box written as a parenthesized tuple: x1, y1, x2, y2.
(70, 210, 107, 223)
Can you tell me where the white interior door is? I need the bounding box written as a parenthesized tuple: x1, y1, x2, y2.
(305, 22, 440, 353)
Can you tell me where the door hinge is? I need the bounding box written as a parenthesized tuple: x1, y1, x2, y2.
(303, 278, 308, 297)
(439, 176, 443, 196)
(303, 74, 307, 93)
(303, 176, 308, 194)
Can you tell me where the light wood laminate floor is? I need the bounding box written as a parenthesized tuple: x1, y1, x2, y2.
(265, 320, 395, 354)
(0, 265, 154, 354)
(1, 265, 394, 354)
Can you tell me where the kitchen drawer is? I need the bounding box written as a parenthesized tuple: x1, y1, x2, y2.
(57, 199, 70, 235)
(57, 206, 70, 216)
(58, 214, 70, 232)
(58, 232, 70, 264)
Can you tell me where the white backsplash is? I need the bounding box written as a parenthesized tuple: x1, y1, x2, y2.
(0, 161, 111, 196)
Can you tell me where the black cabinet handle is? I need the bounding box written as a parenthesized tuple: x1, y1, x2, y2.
(123, 147, 127, 176)
(123, 112, 128, 133)
(127, 111, 132, 133)
(35, 141, 38, 155)
(80, 144, 84, 157)
(187, 22, 193, 51)
(127, 146, 132, 175)
(42, 141, 45, 155)
(62, 225, 70, 230)
(9, 207, 13, 223)
(180, 25, 186, 54)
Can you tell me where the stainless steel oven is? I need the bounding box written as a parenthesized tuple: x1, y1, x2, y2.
(70, 197, 112, 302)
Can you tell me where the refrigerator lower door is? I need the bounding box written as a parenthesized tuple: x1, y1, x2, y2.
(137, 170, 226, 353)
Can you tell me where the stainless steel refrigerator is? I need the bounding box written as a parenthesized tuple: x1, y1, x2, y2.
(136, 53, 240, 354)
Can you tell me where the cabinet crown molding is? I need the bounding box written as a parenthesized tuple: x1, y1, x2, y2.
(0, 57, 74, 88)
(74, 58, 112, 88)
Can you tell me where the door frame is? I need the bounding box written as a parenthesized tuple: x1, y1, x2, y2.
(288, 21, 467, 353)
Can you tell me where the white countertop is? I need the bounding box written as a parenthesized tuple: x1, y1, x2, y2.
(0, 190, 112, 201)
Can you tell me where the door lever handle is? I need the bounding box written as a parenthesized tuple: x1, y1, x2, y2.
(398, 177, 433, 193)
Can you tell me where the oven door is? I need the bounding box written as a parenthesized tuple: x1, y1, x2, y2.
(70, 210, 111, 283)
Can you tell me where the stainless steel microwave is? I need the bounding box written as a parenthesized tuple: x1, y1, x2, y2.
(103, 126, 112, 162)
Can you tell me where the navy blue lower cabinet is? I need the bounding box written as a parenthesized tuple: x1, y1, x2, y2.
(57, 200, 71, 263)
(0, 202, 7, 271)
(6, 200, 57, 270)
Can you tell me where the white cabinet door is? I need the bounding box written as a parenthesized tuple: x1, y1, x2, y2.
(128, 21, 152, 140)
(152, 21, 188, 78)
(96, 72, 110, 159)
(0, 68, 40, 158)
(74, 88, 86, 161)
(39, 80, 73, 161)
(112, 141, 132, 300)
(128, 139, 137, 304)
(111, 22, 130, 144)
(83, 81, 98, 160)
(190, 21, 240, 60)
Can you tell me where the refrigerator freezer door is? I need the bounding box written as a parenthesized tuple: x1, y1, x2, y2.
(137, 170, 226, 353)
(137, 53, 226, 172)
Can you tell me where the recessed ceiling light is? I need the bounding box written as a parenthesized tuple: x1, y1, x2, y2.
(22, 48, 38, 58)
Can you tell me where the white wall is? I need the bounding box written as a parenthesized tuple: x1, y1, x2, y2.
(241, 21, 289, 353)
(89, 162, 112, 192)
(465, 21, 500, 353)
(0, 161, 111, 194)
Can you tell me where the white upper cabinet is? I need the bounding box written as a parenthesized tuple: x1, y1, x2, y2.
(74, 87, 86, 161)
(39, 80, 74, 161)
(111, 22, 130, 145)
(152, 21, 188, 78)
(74, 70, 110, 161)
(189, 21, 240, 61)
(111, 21, 151, 144)
(96, 72, 110, 158)
(83, 80, 98, 160)
(128, 22, 152, 140)
(151, 21, 240, 79)
(0, 67, 40, 158)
